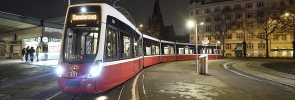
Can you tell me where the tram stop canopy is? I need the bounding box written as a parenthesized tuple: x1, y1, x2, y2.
(0, 11, 63, 35)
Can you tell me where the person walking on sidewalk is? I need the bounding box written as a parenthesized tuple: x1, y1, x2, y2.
(28, 47, 35, 62)
(21, 48, 25, 61)
(36, 46, 41, 61)
(25, 46, 29, 61)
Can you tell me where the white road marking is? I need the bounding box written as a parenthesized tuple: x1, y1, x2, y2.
(0, 78, 8, 81)
(46, 91, 62, 100)
(131, 70, 144, 100)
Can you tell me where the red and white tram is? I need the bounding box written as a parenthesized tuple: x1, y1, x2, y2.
(56, 3, 221, 93)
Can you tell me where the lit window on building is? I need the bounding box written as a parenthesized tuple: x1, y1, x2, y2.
(246, 3, 252, 8)
(258, 33, 265, 39)
(257, 1, 264, 7)
(224, 6, 231, 10)
(246, 43, 253, 49)
(226, 44, 231, 49)
(196, 10, 199, 15)
(214, 7, 220, 12)
(246, 13, 253, 18)
(236, 13, 242, 19)
(258, 43, 265, 49)
(236, 33, 243, 39)
(205, 9, 211, 13)
(234, 4, 241, 9)
(225, 14, 232, 20)
(281, 1, 285, 6)
(225, 34, 232, 39)
(282, 35, 287, 41)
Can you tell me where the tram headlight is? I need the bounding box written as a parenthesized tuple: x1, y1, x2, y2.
(88, 60, 103, 78)
(56, 64, 64, 77)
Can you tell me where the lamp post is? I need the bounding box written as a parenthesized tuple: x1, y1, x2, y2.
(188, 21, 203, 73)
(216, 41, 220, 59)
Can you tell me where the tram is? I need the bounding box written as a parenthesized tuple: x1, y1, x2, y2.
(56, 3, 221, 93)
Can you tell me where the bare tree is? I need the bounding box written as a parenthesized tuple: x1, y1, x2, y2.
(249, 0, 290, 58)
(208, 9, 240, 57)
(146, 28, 162, 39)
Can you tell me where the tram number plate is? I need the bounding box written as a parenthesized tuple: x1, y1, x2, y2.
(66, 81, 80, 87)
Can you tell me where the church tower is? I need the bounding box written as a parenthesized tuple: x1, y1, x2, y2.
(147, 0, 164, 39)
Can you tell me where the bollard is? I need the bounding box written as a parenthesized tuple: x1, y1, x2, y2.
(199, 54, 208, 75)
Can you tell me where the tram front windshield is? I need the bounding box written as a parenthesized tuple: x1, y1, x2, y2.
(63, 27, 99, 63)
(62, 6, 101, 63)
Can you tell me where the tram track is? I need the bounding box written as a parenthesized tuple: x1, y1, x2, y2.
(48, 72, 137, 100)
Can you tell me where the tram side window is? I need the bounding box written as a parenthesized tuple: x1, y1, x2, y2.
(170, 47, 174, 54)
(105, 26, 118, 60)
(134, 38, 142, 57)
(164, 45, 174, 55)
(146, 46, 151, 55)
(144, 39, 160, 56)
(185, 48, 189, 54)
(151, 45, 159, 55)
(119, 32, 131, 58)
(189, 48, 194, 54)
(178, 48, 184, 54)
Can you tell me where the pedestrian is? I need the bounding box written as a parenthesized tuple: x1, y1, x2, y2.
(25, 46, 29, 61)
(36, 46, 41, 61)
(21, 48, 25, 61)
(28, 47, 35, 62)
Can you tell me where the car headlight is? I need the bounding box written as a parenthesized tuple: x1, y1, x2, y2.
(56, 63, 64, 77)
(88, 60, 103, 78)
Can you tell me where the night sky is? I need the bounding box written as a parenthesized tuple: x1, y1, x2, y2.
(0, 0, 190, 35)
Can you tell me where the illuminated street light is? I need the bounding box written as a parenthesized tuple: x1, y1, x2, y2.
(187, 20, 204, 73)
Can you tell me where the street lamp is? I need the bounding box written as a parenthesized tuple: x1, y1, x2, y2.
(187, 21, 204, 73)
(216, 41, 220, 59)
(285, 12, 295, 58)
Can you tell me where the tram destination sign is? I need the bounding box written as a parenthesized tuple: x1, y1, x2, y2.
(72, 14, 97, 21)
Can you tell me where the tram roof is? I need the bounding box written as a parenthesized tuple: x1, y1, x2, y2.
(0, 11, 63, 35)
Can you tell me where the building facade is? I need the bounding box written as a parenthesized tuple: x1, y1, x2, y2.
(188, 0, 294, 57)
